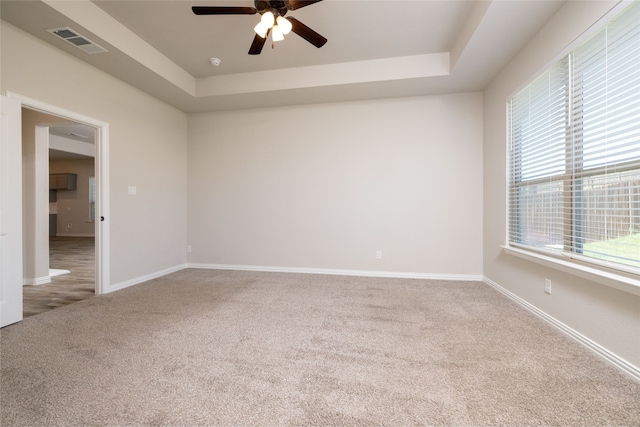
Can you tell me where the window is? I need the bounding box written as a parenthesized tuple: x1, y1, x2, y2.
(508, 1, 640, 273)
(89, 176, 96, 222)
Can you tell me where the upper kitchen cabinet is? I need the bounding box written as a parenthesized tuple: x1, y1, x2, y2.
(49, 173, 77, 190)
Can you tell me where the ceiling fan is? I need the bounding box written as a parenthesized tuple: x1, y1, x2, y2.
(192, 0, 327, 55)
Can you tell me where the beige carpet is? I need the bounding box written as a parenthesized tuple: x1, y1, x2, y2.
(1, 269, 639, 426)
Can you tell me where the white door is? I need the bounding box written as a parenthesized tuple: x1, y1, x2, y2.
(0, 95, 23, 328)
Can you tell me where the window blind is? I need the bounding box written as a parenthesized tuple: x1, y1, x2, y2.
(570, 2, 640, 268)
(508, 0, 640, 272)
(508, 59, 568, 252)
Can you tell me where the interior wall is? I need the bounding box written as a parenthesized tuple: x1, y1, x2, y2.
(21, 110, 66, 283)
(188, 93, 483, 276)
(1, 21, 188, 288)
(483, 0, 640, 368)
(50, 157, 95, 237)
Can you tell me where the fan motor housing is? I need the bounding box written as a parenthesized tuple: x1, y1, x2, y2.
(255, 0, 287, 15)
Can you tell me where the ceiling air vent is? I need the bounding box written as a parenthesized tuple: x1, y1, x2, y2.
(47, 27, 108, 54)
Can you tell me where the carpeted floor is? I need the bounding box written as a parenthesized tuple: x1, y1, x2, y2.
(1, 269, 639, 426)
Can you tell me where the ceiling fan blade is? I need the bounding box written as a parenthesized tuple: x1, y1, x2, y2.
(287, 17, 327, 48)
(192, 6, 257, 15)
(287, 0, 323, 10)
(249, 31, 269, 55)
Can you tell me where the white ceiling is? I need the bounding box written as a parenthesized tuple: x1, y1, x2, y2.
(1, 0, 566, 113)
(48, 122, 95, 159)
(49, 122, 95, 143)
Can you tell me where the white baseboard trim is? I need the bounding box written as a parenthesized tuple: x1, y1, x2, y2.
(188, 263, 483, 282)
(483, 276, 640, 382)
(55, 233, 95, 237)
(23, 276, 51, 286)
(107, 264, 188, 293)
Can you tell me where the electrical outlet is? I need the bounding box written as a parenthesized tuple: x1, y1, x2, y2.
(376, 251, 382, 259)
(187, 245, 192, 253)
(544, 279, 552, 294)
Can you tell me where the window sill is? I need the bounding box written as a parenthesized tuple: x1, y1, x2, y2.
(501, 245, 640, 296)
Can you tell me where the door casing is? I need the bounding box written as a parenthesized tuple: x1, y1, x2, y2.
(7, 91, 110, 296)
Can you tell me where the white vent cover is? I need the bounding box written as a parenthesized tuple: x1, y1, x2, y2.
(47, 27, 108, 54)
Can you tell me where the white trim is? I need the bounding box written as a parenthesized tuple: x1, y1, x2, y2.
(55, 233, 96, 238)
(23, 276, 51, 286)
(95, 123, 110, 295)
(107, 264, 187, 293)
(49, 269, 70, 277)
(6, 91, 110, 296)
(503, 245, 640, 296)
(7, 92, 107, 128)
(483, 276, 640, 383)
(188, 263, 483, 282)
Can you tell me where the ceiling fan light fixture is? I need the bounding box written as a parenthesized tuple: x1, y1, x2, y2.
(260, 10, 275, 28)
(254, 21, 269, 38)
(193, 1, 327, 55)
(271, 25, 284, 42)
(276, 16, 292, 35)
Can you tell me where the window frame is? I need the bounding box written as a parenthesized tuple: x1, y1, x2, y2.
(504, 1, 640, 295)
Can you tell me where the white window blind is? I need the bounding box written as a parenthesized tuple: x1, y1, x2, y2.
(508, 59, 568, 251)
(508, 0, 640, 272)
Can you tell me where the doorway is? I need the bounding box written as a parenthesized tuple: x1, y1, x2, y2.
(8, 92, 109, 320)
(22, 114, 97, 317)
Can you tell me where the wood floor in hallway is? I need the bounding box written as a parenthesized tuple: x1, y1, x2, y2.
(23, 237, 95, 318)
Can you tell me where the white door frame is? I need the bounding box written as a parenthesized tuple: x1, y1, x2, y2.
(7, 92, 110, 295)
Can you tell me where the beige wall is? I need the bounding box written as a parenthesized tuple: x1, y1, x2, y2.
(483, 0, 640, 368)
(2, 21, 188, 287)
(21, 110, 67, 282)
(50, 157, 95, 237)
(188, 93, 484, 276)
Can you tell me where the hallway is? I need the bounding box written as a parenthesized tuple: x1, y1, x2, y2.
(23, 237, 95, 318)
